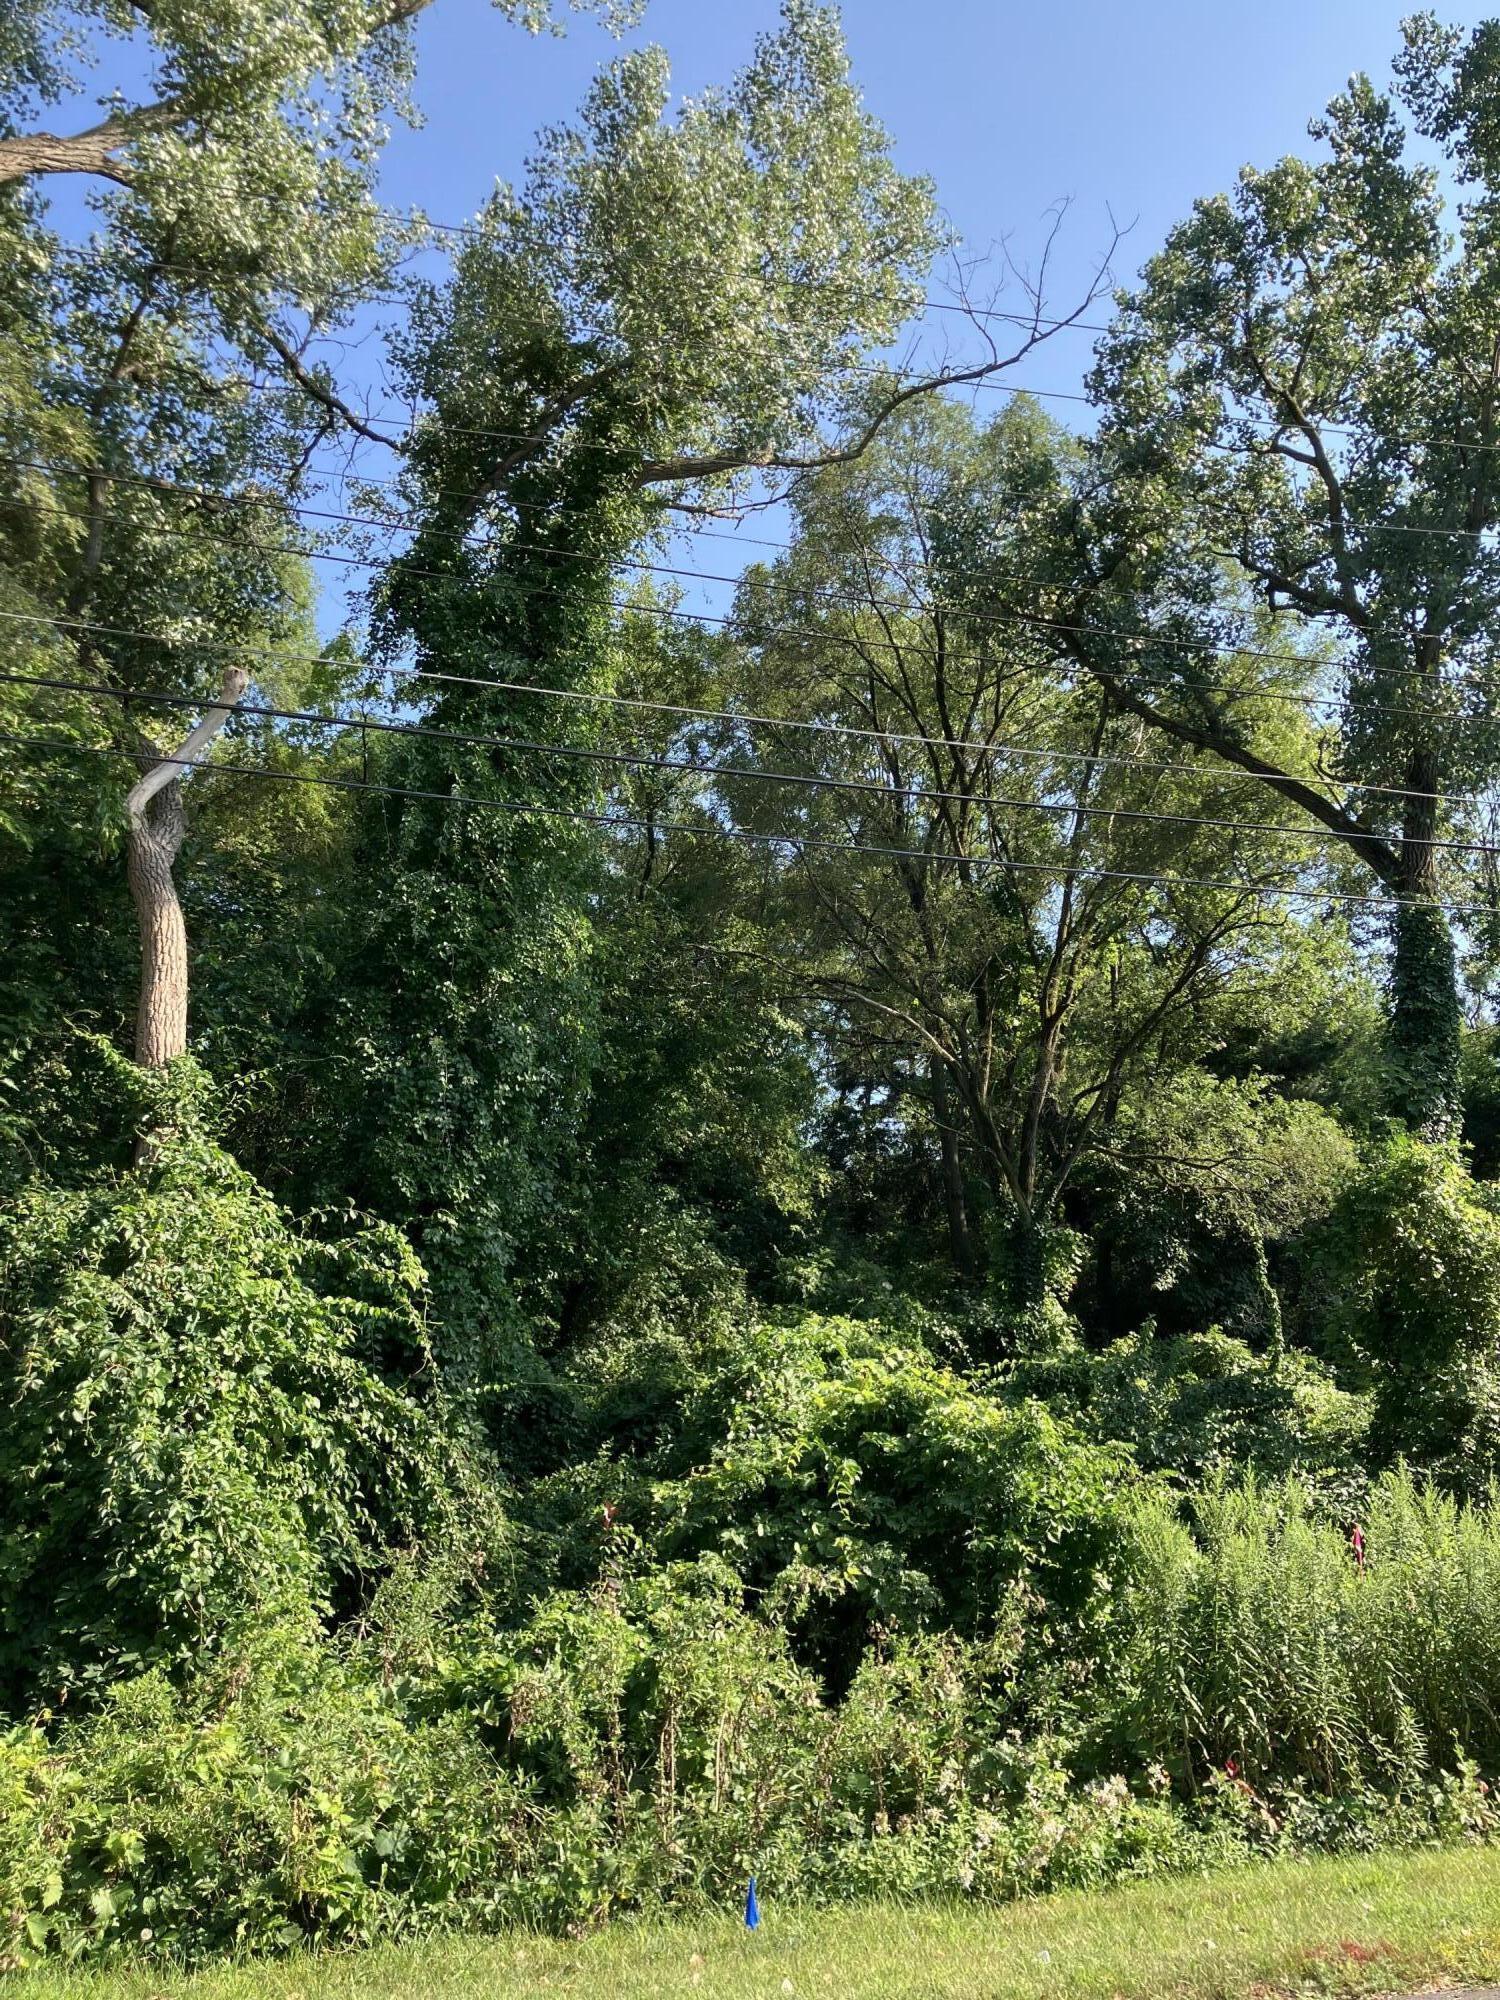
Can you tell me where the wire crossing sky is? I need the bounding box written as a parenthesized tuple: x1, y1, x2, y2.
(29, 0, 1500, 650)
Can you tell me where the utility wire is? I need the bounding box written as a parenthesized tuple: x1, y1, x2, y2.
(13, 662, 1489, 855)
(45, 251, 1500, 466)
(196, 367, 1500, 509)
(43, 211, 1492, 455)
(19, 331, 1500, 543)
(8, 483, 1488, 731)
(4, 725, 1485, 914)
(1, 605, 1479, 806)
(8, 451, 1485, 703)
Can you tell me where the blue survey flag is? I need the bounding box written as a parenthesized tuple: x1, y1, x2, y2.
(745, 1875, 760, 1929)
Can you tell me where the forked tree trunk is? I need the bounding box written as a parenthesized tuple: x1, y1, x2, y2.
(123, 665, 248, 1068)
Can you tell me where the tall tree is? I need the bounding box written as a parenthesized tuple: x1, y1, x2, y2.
(1061, 15, 1500, 1135)
(277, 2, 1104, 1380)
(0, 0, 638, 1071)
(0, 0, 638, 191)
(717, 398, 1342, 1321)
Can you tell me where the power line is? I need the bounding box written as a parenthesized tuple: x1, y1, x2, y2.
(8, 481, 1486, 731)
(14, 662, 1488, 855)
(3, 724, 1484, 914)
(25, 266, 1099, 420)
(7, 451, 1482, 705)
(34, 201, 1485, 461)
(1, 605, 1479, 806)
(183, 365, 1500, 511)
(47, 241, 1500, 464)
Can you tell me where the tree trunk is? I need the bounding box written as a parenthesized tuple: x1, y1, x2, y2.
(930, 1056, 974, 1278)
(1000, 1206, 1049, 1316)
(122, 665, 248, 1069)
(1388, 750, 1462, 1138)
(126, 780, 189, 1067)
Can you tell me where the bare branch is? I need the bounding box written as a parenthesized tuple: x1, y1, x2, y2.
(634, 251, 1119, 491)
(257, 323, 404, 449)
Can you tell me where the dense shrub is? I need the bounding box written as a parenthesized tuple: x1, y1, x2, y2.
(1004, 1328, 1369, 1497)
(0, 1621, 528, 1966)
(10, 1099, 1500, 1973)
(0, 1053, 491, 1706)
(525, 1312, 1141, 1685)
(1313, 1135, 1500, 1480)
(0, 1565, 1253, 1968)
(14, 1481, 1500, 1968)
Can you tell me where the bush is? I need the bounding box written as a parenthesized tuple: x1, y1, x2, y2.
(12, 1472, 1500, 1967)
(0, 1621, 528, 1967)
(1313, 1134, 1500, 1481)
(0, 1049, 488, 1706)
(1003, 1328, 1368, 1499)
(525, 1312, 1141, 1687)
(0, 1566, 1230, 1969)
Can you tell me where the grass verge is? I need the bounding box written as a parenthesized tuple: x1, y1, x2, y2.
(15, 1844, 1500, 2000)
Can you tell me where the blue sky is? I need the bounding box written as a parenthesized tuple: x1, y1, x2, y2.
(324, 0, 1493, 638)
(379, 0, 1496, 417)
(39, 2, 1500, 629)
(318, 0, 1496, 632)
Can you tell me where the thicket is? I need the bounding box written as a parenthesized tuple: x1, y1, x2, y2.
(9, 1060, 1500, 1967)
(12, 0, 1500, 1975)
(11, 1438, 1500, 1962)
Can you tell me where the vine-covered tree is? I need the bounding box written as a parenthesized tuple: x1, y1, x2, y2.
(0, 0, 639, 1072)
(1060, 13, 1500, 1134)
(275, 2, 1105, 1377)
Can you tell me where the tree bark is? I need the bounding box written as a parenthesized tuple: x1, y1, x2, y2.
(127, 779, 189, 1067)
(123, 665, 248, 1067)
(930, 1056, 974, 1279)
(0, 1, 437, 189)
(0, 122, 140, 187)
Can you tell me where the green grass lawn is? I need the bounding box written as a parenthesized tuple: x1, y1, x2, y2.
(16, 1845, 1500, 2000)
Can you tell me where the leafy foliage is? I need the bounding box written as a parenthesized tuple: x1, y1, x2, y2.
(1313, 1134, 1500, 1477)
(523, 1312, 1140, 1689)
(13, 1, 1500, 1976)
(0, 1044, 488, 1705)
(1005, 1330, 1368, 1494)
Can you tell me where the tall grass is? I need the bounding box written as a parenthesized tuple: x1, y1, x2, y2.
(15, 1844, 1500, 2000)
(1108, 1469, 1500, 1787)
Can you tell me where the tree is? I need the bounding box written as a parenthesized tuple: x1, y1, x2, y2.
(0, 0, 639, 190)
(717, 397, 1350, 1325)
(270, 2, 1106, 1378)
(1063, 15, 1500, 1135)
(0, 0, 639, 1072)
